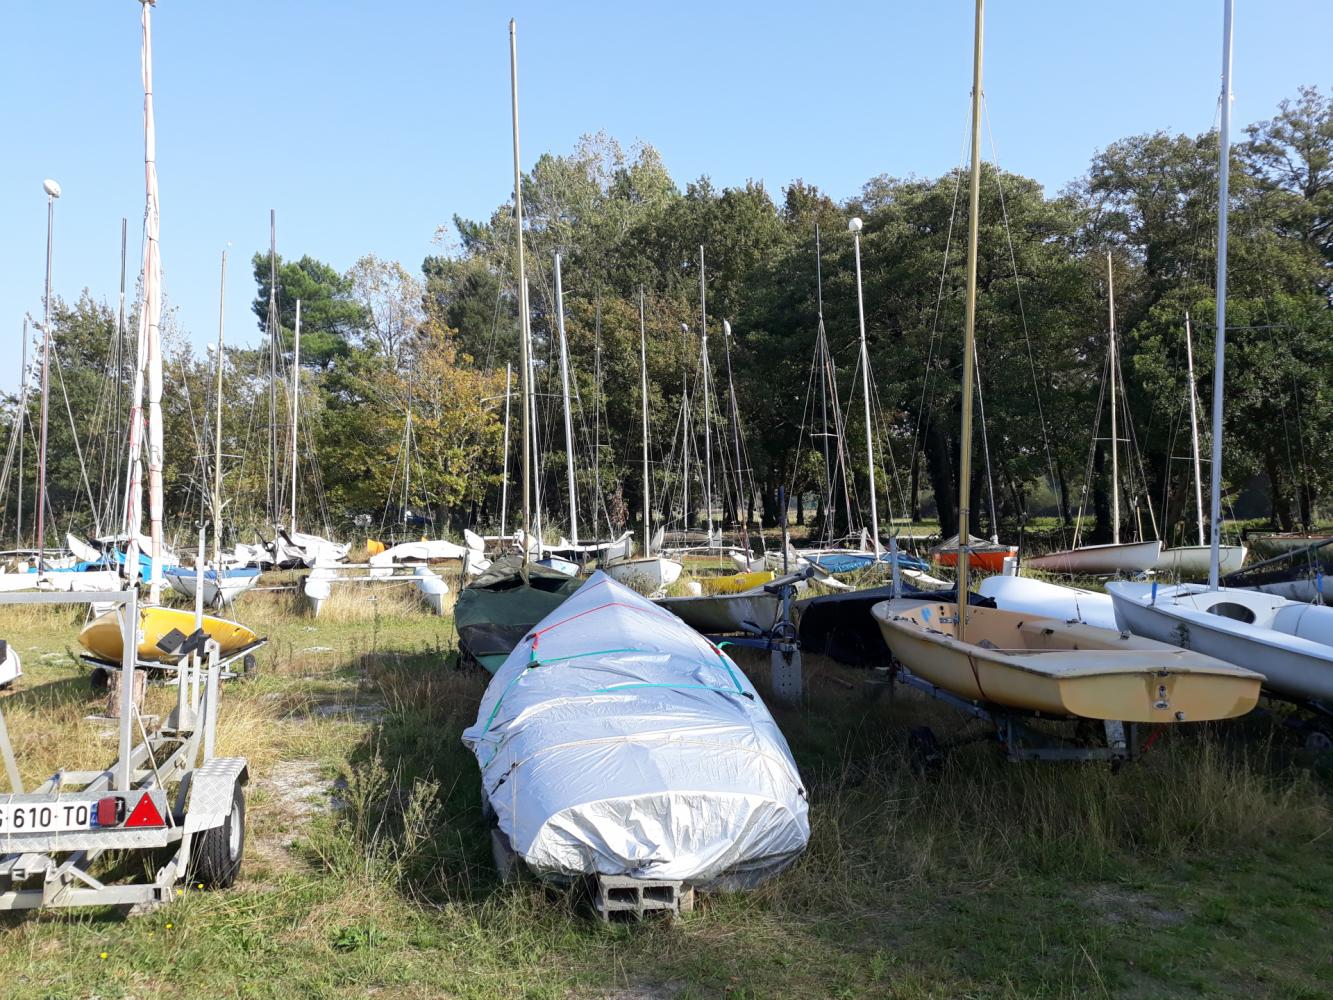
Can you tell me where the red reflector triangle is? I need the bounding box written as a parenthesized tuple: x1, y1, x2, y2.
(125, 793, 165, 828)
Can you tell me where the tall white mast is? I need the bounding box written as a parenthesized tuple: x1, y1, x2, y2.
(1208, 0, 1235, 591)
(639, 289, 652, 557)
(509, 19, 532, 565)
(499, 362, 511, 541)
(1107, 251, 1120, 546)
(850, 217, 881, 559)
(554, 253, 579, 547)
(699, 247, 715, 544)
(289, 299, 301, 534)
(212, 249, 227, 566)
(1183, 312, 1206, 547)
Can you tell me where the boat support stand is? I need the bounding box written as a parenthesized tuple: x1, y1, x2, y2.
(706, 569, 812, 706)
(871, 663, 1138, 767)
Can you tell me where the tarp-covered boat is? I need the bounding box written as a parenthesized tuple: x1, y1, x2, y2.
(462, 572, 809, 888)
(454, 555, 582, 673)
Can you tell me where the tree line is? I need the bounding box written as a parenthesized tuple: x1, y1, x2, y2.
(3, 86, 1330, 553)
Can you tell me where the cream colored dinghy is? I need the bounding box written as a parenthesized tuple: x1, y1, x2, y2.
(871, 598, 1261, 723)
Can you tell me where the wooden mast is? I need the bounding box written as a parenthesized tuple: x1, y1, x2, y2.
(957, 0, 985, 642)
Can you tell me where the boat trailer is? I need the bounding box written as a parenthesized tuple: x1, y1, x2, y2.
(706, 568, 811, 705)
(870, 662, 1140, 767)
(0, 589, 249, 911)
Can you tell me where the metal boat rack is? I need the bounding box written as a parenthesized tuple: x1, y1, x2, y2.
(704, 567, 812, 705)
(0, 589, 249, 911)
(869, 662, 1139, 767)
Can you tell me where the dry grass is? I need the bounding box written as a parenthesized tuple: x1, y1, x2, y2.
(0, 589, 1330, 998)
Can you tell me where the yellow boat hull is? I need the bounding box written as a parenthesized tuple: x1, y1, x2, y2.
(79, 606, 259, 664)
(872, 599, 1262, 723)
(705, 570, 775, 595)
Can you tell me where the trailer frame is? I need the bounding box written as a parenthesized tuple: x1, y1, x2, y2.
(0, 588, 248, 911)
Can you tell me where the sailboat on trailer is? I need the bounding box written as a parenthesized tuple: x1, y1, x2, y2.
(872, 0, 1260, 728)
(1106, 0, 1333, 708)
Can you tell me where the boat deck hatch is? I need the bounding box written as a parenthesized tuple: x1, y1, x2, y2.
(1206, 601, 1256, 624)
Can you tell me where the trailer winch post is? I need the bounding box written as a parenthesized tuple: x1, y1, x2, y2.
(117, 588, 138, 791)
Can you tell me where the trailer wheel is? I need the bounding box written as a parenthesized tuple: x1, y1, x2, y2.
(192, 783, 245, 888)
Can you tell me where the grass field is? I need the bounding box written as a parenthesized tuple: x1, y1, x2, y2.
(0, 578, 1330, 999)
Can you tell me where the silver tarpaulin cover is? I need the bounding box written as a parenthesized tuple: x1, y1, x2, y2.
(462, 572, 809, 888)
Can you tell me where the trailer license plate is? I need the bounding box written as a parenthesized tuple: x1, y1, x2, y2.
(0, 802, 91, 833)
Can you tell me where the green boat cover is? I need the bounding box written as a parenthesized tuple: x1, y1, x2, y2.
(455, 555, 582, 673)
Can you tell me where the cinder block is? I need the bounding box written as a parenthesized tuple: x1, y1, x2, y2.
(592, 875, 689, 921)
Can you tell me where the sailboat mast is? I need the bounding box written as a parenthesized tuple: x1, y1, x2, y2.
(1107, 252, 1120, 546)
(267, 211, 278, 527)
(36, 182, 58, 570)
(499, 363, 511, 541)
(639, 288, 651, 557)
(1183, 312, 1206, 547)
(17, 320, 26, 547)
(723, 319, 748, 551)
(1208, 0, 1235, 591)
(851, 219, 881, 559)
(213, 249, 226, 566)
(681, 321, 690, 535)
(107, 217, 128, 532)
(140, 0, 165, 604)
(957, 0, 985, 642)
(289, 299, 301, 534)
(699, 247, 714, 543)
(509, 19, 532, 565)
(554, 253, 578, 547)
(814, 225, 833, 533)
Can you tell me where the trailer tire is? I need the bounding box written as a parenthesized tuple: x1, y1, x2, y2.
(192, 783, 245, 889)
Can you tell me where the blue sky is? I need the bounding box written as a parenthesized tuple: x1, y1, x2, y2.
(1, 1, 1327, 378)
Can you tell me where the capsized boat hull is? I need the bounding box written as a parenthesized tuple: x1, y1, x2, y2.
(1106, 582, 1333, 703)
(164, 566, 261, 605)
(1153, 544, 1247, 577)
(78, 606, 261, 664)
(462, 572, 809, 887)
(872, 599, 1261, 722)
(1024, 539, 1163, 575)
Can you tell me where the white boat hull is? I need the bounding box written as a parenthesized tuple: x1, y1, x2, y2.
(0, 646, 21, 688)
(165, 567, 261, 606)
(977, 574, 1118, 631)
(1107, 582, 1333, 703)
(1153, 544, 1247, 577)
(1025, 539, 1163, 575)
(604, 556, 684, 594)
